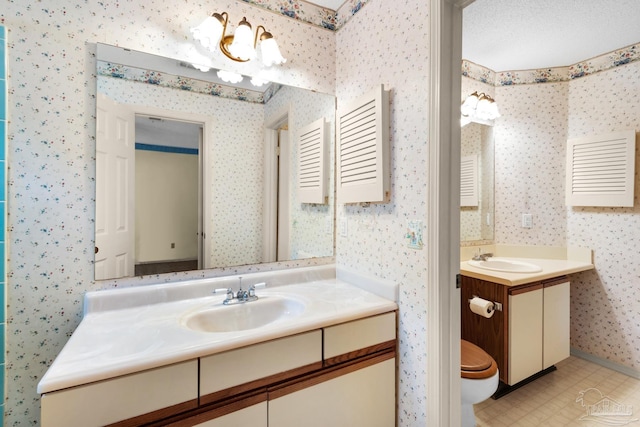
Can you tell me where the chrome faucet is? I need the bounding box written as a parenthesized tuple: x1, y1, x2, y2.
(472, 248, 493, 261)
(214, 277, 267, 304)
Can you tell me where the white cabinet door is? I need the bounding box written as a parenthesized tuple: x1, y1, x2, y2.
(543, 281, 570, 369)
(269, 357, 395, 427)
(193, 402, 267, 427)
(509, 287, 543, 385)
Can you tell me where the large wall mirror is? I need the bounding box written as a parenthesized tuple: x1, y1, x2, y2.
(460, 121, 495, 243)
(95, 44, 335, 280)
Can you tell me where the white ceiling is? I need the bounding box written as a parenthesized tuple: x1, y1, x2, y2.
(462, 0, 640, 71)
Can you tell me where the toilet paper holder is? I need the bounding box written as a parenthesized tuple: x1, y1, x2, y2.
(469, 295, 502, 311)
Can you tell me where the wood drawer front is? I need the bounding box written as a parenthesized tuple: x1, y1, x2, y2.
(190, 401, 267, 427)
(200, 330, 322, 398)
(41, 360, 198, 427)
(324, 312, 396, 361)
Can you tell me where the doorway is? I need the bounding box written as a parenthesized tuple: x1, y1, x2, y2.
(133, 115, 202, 275)
(263, 112, 292, 263)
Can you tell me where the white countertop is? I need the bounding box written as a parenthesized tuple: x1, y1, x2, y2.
(460, 257, 594, 286)
(37, 275, 398, 394)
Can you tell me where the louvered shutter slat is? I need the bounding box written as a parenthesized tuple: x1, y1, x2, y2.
(297, 118, 328, 204)
(337, 85, 390, 203)
(566, 130, 636, 207)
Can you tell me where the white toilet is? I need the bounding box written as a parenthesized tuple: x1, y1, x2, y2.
(461, 339, 499, 427)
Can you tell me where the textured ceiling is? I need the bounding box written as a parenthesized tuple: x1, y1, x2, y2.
(462, 0, 640, 71)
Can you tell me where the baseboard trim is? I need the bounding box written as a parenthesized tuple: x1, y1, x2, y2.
(570, 347, 640, 379)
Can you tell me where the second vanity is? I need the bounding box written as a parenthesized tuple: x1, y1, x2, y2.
(460, 245, 594, 396)
(37, 266, 398, 427)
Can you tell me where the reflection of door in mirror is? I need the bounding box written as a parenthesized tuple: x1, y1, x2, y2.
(95, 44, 336, 281)
(277, 126, 291, 261)
(95, 95, 205, 279)
(460, 122, 495, 243)
(95, 94, 135, 279)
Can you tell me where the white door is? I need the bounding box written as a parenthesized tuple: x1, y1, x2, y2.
(277, 129, 291, 261)
(95, 93, 135, 280)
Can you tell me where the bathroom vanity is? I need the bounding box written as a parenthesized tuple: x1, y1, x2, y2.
(37, 267, 398, 427)
(460, 247, 594, 395)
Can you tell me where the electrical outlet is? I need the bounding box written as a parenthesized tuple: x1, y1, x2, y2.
(522, 214, 533, 228)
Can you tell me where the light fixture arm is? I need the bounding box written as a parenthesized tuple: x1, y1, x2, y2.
(255, 25, 268, 47)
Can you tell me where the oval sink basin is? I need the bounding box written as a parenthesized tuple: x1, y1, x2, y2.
(467, 257, 542, 273)
(183, 296, 306, 333)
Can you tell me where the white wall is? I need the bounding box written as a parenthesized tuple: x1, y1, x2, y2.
(135, 150, 198, 263)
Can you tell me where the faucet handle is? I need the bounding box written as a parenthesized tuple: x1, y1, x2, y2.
(214, 287, 234, 300)
(248, 282, 267, 298)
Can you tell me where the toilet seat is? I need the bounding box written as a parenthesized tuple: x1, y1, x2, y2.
(461, 339, 498, 379)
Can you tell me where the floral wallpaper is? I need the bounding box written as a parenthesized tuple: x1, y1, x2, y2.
(97, 60, 278, 104)
(464, 43, 640, 86)
(98, 75, 266, 269)
(566, 60, 640, 372)
(240, 0, 374, 31)
(264, 85, 335, 261)
(468, 46, 640, 376)
(335, 0, 430, 424)
(0, 0, 337, 425)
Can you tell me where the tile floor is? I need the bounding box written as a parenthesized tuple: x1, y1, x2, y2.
(475, 356, 640, 426)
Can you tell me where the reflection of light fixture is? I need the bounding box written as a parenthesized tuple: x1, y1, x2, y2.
(191, 12, 286, 67)
(191, 63, 211, 72)
(217, 70, 243, 83)
(250, 75, 269, 87)
(461, 91, 500, 123)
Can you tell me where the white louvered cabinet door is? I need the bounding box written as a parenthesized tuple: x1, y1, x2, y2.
(298, 118, 329, 204)
(337, 85, 390, 204)
(566, 130, 636, 207)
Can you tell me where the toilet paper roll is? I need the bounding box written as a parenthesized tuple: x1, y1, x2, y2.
(469, 297, 495, 318)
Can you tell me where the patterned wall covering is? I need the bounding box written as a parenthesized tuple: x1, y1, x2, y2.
(264, 85, 335, 260)
(97, 60, 278, 104)
(98, 76, 266, 269)
(461, 76, 495, 245)
(467, 48, 640, 373)
(1, 0, 337, 424)
(566, 60, 640, 372)
(463, 43, 640, 86)
(240, 0, 373, 31)
(460, 122, 494, 243)
(336, 0, 430, 424)
(0, 24, 6, 427)
(493, 81, 570, 247)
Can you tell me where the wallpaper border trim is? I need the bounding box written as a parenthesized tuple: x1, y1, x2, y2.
(463, 43, 639, 86)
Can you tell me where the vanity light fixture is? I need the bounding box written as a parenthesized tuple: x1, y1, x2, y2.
(191, 12, 286, 67)
(461, 91, 501, 122)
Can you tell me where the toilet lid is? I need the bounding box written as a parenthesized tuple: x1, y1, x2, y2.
(461, 340, 492, 372)
(461, 340, 498, 379)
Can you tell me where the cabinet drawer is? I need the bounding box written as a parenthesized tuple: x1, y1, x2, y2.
(41, 360, 198, 427)
(200, 330, 322, 402)
(324, 312, 396, 363)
